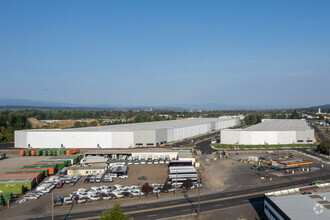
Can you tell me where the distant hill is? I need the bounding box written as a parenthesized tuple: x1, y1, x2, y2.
(309, 104, 330, 109)
(0, 98, 76, 107)
(0, 99, 184, 111)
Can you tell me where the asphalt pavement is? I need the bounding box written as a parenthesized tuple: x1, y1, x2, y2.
(0, 142, 14, 149)
(195, 140, 217, 154)
(29, 173, 330, 220)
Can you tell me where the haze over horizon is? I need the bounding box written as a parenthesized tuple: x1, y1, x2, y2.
(1, 1, 329, 108)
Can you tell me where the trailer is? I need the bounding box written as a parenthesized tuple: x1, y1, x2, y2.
(127, 156, 133, 165)
(159, 155, 165, 164)
(134, 156, 139, 165)
(140, 155, 146, 164)
(153, 155, 159, 164)
(147, 155, 153, 165)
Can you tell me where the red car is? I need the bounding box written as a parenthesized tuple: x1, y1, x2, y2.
(56, 181, 64, 188)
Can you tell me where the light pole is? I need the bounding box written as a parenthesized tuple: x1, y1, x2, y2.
(52, 190, 54, 220)
(197, 173, 201, 216)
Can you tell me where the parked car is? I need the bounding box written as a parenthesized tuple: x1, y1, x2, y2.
(64, 197, 73, 205)
(56, 181, 64, 188)
(54, 196, 64, 206)
(69, 180, 76, 186)
(138, 176, 147, 180)
(119, 175, 128, 179)
(77, 198, 86, 203)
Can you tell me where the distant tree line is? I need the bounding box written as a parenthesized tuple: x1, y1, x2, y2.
(243, 110, 301, 126)
(0, 111, 31, 142)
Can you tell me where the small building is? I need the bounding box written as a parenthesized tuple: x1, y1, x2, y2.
(80, 156, 109, 165)
(177, 152, 196, 165)
(67, 164, 106, 176)
(271, 159, 313, 170)
(109, 165, 128, 176)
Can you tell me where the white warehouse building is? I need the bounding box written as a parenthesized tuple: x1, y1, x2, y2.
(15, 118, 239, 149)
(221, 119, 315, 145)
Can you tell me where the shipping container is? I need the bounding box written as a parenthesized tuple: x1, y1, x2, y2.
(24, 150, 32, 156)
(66, 148, 80, 155)
(0, 173, 43, 184)
(42, 159, 71, 166)
(19, 149, 30, 156)
(33, 162, 66, 170)
(35, 149, 44, 156)
(22, 165, 57, 174)
(30, 148, 43, 156)
(6, 169, 48, 177)
(20, 167, 54, 175)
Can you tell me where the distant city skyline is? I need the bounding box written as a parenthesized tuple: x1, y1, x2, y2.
(0, 1, 329, 107)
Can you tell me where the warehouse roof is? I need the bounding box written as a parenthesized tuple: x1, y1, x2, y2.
(266, 187, 330, 220)
(243, 119, 312, 131)
(18, 118, 235, 132)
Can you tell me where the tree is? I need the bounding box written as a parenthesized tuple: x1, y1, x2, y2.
(317, 142, 330, 155)
(163, 182, 172, 192)
(270, 112, 278, 119)
(182, 178, 193, 190)
(73, 195, 79, 204)
(99, 203, 128, 220)
(290, 110, 300, 119)
(141, 183, 153, 195)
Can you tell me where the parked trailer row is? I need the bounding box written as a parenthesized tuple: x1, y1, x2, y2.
(128, 155, 170, 165)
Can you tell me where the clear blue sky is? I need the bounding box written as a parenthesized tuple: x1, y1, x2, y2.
(0, 0, 329, 108)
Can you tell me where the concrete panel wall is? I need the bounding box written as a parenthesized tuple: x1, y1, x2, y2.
(296, 130, 315, 144)
(133, 130, 156, 146)
(14, 131, 27, 148)
(220, 130, 241, 144)
(222, 129, 315, 145)
(25, 131, 114, 148)
(155, 128, 167, 145)
(277, 131, 296, 145)
(111, 132, 134, 148)
(250, 131, 278, 145)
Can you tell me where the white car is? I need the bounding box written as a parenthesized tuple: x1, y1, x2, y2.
(113, 184, 123, 190)
(23, 194, 39, 200)
(77, 198, 86, 203)
(89, 195, 101, 201)
(131, 191, 140, 196)
(64, 197, 73, 205)
(119, 175, 128, 179)
(91, 186, 101, 191)
(100, 185, 111, 189)
(19, 199, 27, 204)
(102, 195, 112, 200)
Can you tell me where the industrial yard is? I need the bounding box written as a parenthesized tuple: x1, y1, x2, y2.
(0, 118, 329, 220)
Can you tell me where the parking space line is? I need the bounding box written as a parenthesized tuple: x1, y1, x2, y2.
(147, 214, 157, 217)
(182, 209, 191, 212)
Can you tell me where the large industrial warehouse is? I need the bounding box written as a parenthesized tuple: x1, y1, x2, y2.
(15, 118, 239, 148)
(221, 119, 315, 145)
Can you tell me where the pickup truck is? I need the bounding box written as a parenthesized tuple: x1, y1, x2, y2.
(54, 196, 64, 206)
